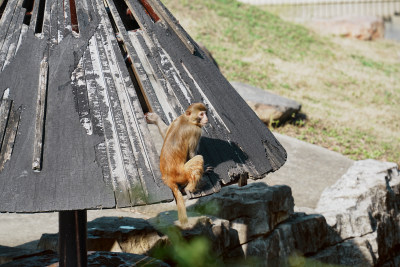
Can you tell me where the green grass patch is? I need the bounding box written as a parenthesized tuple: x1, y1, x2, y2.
(163, 0, 400, 165)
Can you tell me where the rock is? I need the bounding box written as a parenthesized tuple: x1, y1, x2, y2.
(316, 159, 400, 266)
(190, 183, 294, 244)
(230, 82, 301, 125)
(34, 165, 400, 266)
(0, 246, 46, 265)
(38, 217, 165, 255)
(0, 251, 169, 267)
(311, 235, 376, 267)
(225, 213, 330, 266)
(309, 16, 385, 40)
(316, 160, 399, 239)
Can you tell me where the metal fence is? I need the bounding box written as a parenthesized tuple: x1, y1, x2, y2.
(239, 0, 400, 19)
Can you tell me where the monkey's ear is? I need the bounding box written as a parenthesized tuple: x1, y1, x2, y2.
(185, 110, 191, 116)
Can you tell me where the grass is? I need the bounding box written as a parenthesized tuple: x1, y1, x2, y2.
(162, 0, 400, 165)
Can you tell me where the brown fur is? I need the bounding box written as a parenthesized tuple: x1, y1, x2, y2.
(159, 103, 208, 224)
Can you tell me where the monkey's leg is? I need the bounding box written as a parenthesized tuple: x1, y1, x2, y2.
(184, 155, 204, 193)
(168, 182, 188, 224)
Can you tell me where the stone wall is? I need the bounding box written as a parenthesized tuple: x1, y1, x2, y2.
(36, 159, 400, 266)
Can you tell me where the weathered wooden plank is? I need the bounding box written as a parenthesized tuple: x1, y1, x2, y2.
(0, 98, 12, 151)
(71, 57, 92, 135)
(102, 0, 172, 202)
(0, 103, 21, 171)
(105, 0, 155, 112)
(28, 0, 41, 33)
(83, 45, 104, 136)
(88, 31, 134, 207)
(2, 2, 25, 70)
(0, 0, 19, 48)
(147, 0, 195, 54)
(76, 0, 90, 31)
(128, 30, 176, 123)
(32, 57, 48, 171)
(97, 4, 171, 204)
(0, 0, 23, 69)
(49, 0, 59, 48)
(41, 0, 51, 39)
(63, 0, 72, 36)
(97, 21, 148, 206)
(56, 0, 64, 43)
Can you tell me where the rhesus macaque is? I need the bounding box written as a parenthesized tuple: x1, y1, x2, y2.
(146, 103, 208, 224)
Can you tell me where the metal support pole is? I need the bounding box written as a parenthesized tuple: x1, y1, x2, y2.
(59, 210, 87, 267)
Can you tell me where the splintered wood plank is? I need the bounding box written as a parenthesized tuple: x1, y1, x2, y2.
(56, 0, 64, 43)
(0, 0, 19, 48)
(96, 2, 171, 204)
(128, 30, 176, 123)
(150, 36, 194, 110)
(2, 2, 25, 70)
(71, 57, 92, 135)
(0, 0, 23, 69)
(0, 103, 21, 171)
(41, 0, 51, 39)
(109, 0, 223, 195)
(105, 0, 153, 111)
(63, 0, 72, 36)
(0, 98, 12, 150)
(107, 0, 181, 121)
(28, 0, 41, 33)
(83, 46, 104, 136)
(146, 0, 195, 54)
(32, 57, 48, 171)
(49, 0, 59, 47)
(88, 32, 133, 208)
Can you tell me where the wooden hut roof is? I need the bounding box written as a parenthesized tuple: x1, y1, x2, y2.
(0, 0, 286, 213)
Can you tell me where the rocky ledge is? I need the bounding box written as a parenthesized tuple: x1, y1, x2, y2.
(32, 159, 399, 266)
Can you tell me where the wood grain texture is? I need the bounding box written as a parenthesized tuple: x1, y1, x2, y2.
(0, 0, 285, 212)
(32, 58, 48, 171)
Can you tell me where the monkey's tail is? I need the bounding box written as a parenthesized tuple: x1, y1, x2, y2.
(171, 184, 188, 224)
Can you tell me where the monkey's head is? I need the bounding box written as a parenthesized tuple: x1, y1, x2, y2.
(186, 103, 208, 127)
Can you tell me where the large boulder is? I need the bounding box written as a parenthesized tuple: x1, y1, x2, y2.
(316, 159, 400, 266)
(34, 163, 400, 266)
(231, 82, 301, 125)
(190, 183, 294, 244)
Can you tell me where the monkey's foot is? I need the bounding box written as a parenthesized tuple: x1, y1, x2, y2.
(185, 182, 197, 193)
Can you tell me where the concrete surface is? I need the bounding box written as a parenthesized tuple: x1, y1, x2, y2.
(0, 133, 354, 253)
(263, 133, 354, 208)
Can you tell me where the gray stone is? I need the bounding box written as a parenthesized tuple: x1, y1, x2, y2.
(38, 217, 165, 255)
(225, 213, 329, 266)
(316, 159, 400, 239)
(0, 251, 169, 267)
(316, 159, 400, 265)
(231, 82, 301, 124)
(0, 246, 44, 265)
(311, 237, 375, 267)
(190, 183, 294, 244)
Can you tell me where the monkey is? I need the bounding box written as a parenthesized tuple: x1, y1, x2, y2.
(146, 103, 208, 224)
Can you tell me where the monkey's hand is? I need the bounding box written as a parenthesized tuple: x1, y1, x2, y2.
(145, 112, 159, 124)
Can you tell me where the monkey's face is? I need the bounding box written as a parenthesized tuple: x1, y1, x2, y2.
(198, 111, 208, 127)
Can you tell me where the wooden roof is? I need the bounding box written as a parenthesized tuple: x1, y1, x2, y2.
(0, 0, 286, 212)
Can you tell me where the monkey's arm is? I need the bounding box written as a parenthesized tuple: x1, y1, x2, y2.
(145, 112, 168, 139)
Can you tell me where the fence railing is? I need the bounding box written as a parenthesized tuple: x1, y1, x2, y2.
(239, 0, 400, 19)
